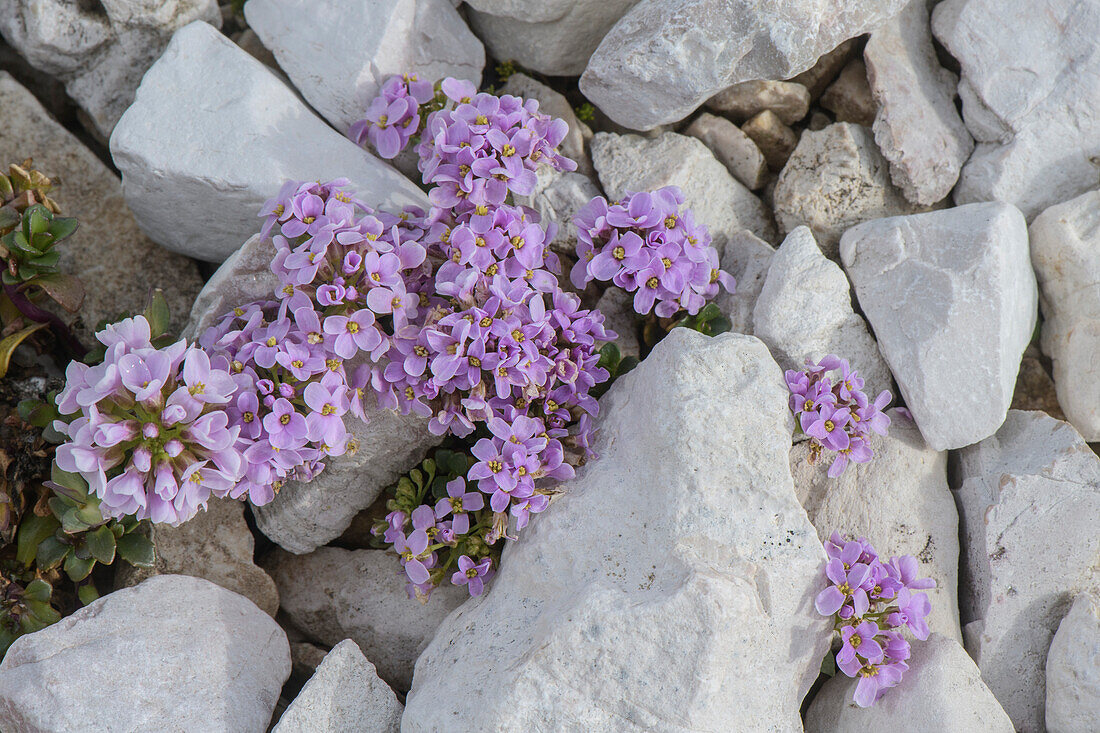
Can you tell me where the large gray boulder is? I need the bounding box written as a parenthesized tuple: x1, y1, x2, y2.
(1046, 592, 1100, 733)
(403, 330, 830, 731)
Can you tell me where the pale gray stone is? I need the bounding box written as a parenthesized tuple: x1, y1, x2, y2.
(820, 59, 876, 126)
(273, 639, 402, 733)
(502, 73, 593, 175)
(713, 230, 774, 335)
(741, 110, 799, 172)
(590, 131, 775, 245)
(1029, 190, 1100, 440)
(684, 112, 768, 190)
(0, 72, 202, 344)
(595, 286, 639, 360)
(932, 0, 1100, 218)
(110, 21, 427, 262)
(753, 226, 892, 397)
(467, 0, 640, 77)
(789, 38, 860, 100)
(840, 203, 1036, 450)
(705, 80, 810, 125)
(115, 498, 279, 617)
(0, 576, 289, 733)
(865, 0, 973, 206)
(954, 411, 1100, 732)
(181, 234, 278, 342)
(514, 168, 602, 256)
(403, 330, 830, 731)
(0, 0, 221, 137)
(1046, 592, 1100, 733)
(791, 409, 960, 642)
(263, 548, 467, 692)
(774, 122, 922, 258)
(805, 634, 1013, 732)
(245, 0, 484, 134)
(580, 0, 908, 130)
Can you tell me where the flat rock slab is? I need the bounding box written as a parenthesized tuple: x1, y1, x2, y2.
(1029, 191, 1100, 440)
(403, 330, 830, 731)
(0, 72, 202, 343)
(805, 634, 1013, 732)
(932, 0, 1100, 218)
(245, 0, 484, 134)
(109, 21, 427, 262)
(1046, 592, 1100, 733)
(955, 411, 1100, 732)
(0, 575, 290, 733)
(840, 202, 1036, 451)
(580, 0, 907, 130)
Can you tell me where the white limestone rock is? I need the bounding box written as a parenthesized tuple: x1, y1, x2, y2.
(954, 411, 1100, 732)
(109, 21, 427, 263)
(791, 409, 961, 642)
(0, 72, 202, 344)
(705, 80, 810, 126)
(466, 0, 639, 77)
(713, 230, 774, 335)
(753, 226, 892, 397)
(263, 548, 467, 692)
(502, 73, 593, 176)
(0, 0, 221, 137)
(0, 576, 289, 733)
(932, 0, 1100, 218)
(820, 59, 877, 127)
(773, 122, 922, 258)
(580, 0, 908, 130)
(244, 0, 484, 134)
(273, 639, 402, 733)
(595, 287, 640, 360)
(684, 112, 768, 191)
(1047, 592, 1100, 733)
(865, 0, 973, 206)
(1029, 191, 1100, 440)
(181, 234, 279, 341)
(590, 131, 775, 246)
(514, 168, 602, 256)
(840, 203, 1037, 451)
(805, 634, 1014, 732)
(403, 330, 830, 731)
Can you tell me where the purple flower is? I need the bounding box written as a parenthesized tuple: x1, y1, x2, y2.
(434, 477, 484, 535)
(815, 560, 872, 617)
(263, 398, 309, 450)
(451, 554, 492, 596)
(393, 529, 434, 585)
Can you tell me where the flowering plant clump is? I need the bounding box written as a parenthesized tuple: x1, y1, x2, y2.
(570, 187, 735, 317)
(815, 532, 935, 707)
(786, 355, 892, 477)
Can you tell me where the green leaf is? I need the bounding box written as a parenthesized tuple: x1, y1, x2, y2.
(28, 249, 60, 269)
(16, 513, 60, 566)
(85, 524, 116, 565)
(618, 356, 640, 376)
(17, 396, 60, 429)
(26, 206, 48, 236)
(0, 322, 47, 378)
(598, 342, 622, 372)
(49, 465, 89, 502)
(116, 532, 155, 567)
(820, 652, 837, 677)
(77, 582, 99, 606)
(60, 506, 94, 533)
(23, 600, 60, 628)
(63, 552, 95, 581)
(31, 273, 84, 312)
(0, 207, 18, 232)
(0, 175, 12, 199)
(142, 289, 170, 338)
(36, 535, 70, 570)
(23, 578, 52, 604)
(46, 215, 77, 243)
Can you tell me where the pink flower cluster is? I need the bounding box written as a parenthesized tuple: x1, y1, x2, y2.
(54, 317, 243, 525)
(349, 74, 434, 159)
(786, 355, 891, 477)
(816, 532, 935, 707)
(570, 187, 735, 316)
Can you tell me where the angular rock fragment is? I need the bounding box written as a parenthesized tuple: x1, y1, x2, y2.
(590, 131, 775, 245)
(805, 634, 1013, 732)
(741, 110, 799, 172)
(1029, 190, 1100, 440)
(0, 72, 202, 343)
(753, 226, 891, 396)
(705, 80, 809, 125)
(580, 0, 907, 130)
(514, 168, 602, 256)
(713, 230, 774, 335)
(791, 409, 960, 641)
(110, 21, 426, 262)
(820, 59, 876, 126)
(840, 203, 1036, 450)
(954, 411, 1100, 732)
(263, 547, 467, 692)
(684, 112, 768, 190)
(0, 0, 221, 137)
(1046, 592, 1100, 733)
(789, 38, 860, 100)
(273, 639, 402, 733)
(774, 122, 921, 258)
(595, 287, 640, 360)
(0, 576, 290, 732)
(403, 330, 830, 731)
(245, 0, 484, 134)
(865, 0, 973, 206)
(932, 0, 1100, 218)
